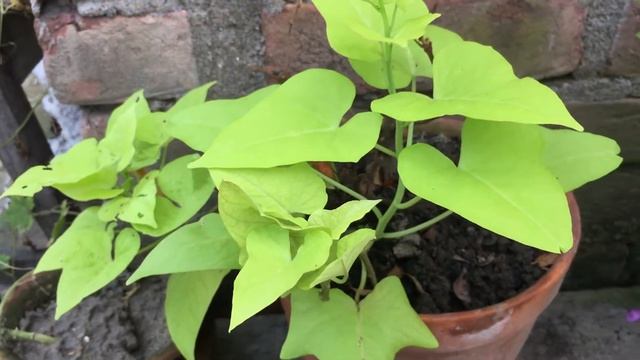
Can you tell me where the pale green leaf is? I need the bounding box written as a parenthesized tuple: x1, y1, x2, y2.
(169, 82, 215, 115)
(541, 128, 622, 192)
(98, 196, 130, 222)
(167, 85, 278, 152)
(371, 41, 583, 130)
(133, 155, 214, 237)
(190, 69, 383, 169)
(2, 139, 122, 201)
(424, 25, 463, 55)
(212, 163, 327, 227)
(298, 228, 376, 289)
(128, 213, 239, 284)
(101, 90, 151, 171)
(165, 269, 227, 360)
(281, 276, 437, 359)
(398, 120, 572, 253)
(230, 226, 332, 330)
(118, 171, 159, 227)
(308, 200, 380, 239)
(34, 208, 140, 319)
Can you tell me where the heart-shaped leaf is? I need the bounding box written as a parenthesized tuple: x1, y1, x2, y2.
(133, 155, 214, 237)
(541, 128, 622, 192)
(99, 171, 159, 227)
(165, 269, 228, 360)
(281, 276, 437, 359)
(34, 208, 140, 319)
(128, 213, 240, 284)
(230, 225, 332, 330)
(308, 200, 380, 239)
(298, 228, 376, 289)
(189, 69, 382, 169)
(167, 85, 278, 152)
(371, 41, 583, 130)
(424, 25, 463, 55)
(398, 120, 572, 253)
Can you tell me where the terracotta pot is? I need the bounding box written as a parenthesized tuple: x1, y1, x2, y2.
(282, 193, 581, 360)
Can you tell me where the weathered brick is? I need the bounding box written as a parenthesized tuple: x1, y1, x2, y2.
(36, 10, 199, 105)
(567, 100, 640, 163)
(430, 0, 586, 78)
(608, 1, 640, 76)
(261, 3, 370, 92)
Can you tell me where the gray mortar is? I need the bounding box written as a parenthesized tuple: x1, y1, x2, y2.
(184, 0, 268, 98)
(576, 0, 629, 76)
(546, 77, 635, 102)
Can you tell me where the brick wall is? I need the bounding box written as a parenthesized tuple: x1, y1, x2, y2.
(31, 0, 640, 288)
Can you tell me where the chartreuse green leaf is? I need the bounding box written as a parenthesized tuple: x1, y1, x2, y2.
(212, 163, 327, 228)
(424, 25, 463, 55)
(170, 82, 215, 114)
(230, 225, 332, 330)
(167, 85, 278, 152)
(128, 214, 239, 284)
(308, 200, 380, 239)
(540, 128, 622, 192)
(1, 139, 122, 201)
(399, 120, 572, 253)
(282, 276, 437, 359)
(372, 41, 583, 130)
(299, 228, 376, 289)
(165, 269, 228, 360)
(190, 69, 382, 169)
(34, 208, 140, 319)
(101, 90, 150, 171)
(102, 171, 158, 227)
(133, 155, 214, 237)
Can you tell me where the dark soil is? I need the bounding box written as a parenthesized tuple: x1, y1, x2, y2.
(332, 129, 549, 314)
(9, 276, 171, 360)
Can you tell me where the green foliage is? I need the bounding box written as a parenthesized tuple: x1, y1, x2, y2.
(398, 120, 572, 253)
(34, 208, 140, 319)
(371, 41, 583, 130)
(281, 276, 437, 359)
(165, 269, 228, 360)
(127, 214, 239, 284)
(0, 197, 34, 234)
(4, 1, 624, 358)
(540, 128, 622, 192)
(190, 69, 383, 169)
(230, 225, 332, 330)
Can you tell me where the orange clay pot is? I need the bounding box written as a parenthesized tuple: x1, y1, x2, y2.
(282, 193, 581, 360)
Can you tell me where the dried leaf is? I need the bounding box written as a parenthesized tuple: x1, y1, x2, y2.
(532, 253, 558, 270)
(453, 269, 471, 304)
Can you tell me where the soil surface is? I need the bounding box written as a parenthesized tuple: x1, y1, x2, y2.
(332, 130, 549, 314)
(9, 275, 171, 360)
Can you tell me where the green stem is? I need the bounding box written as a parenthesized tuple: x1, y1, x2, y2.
(396, 196, 421, 210)
(1, 328, 56, 344)
(355, 258, 368, 303)
(380, 211, 453, 239)
(360, 251, 378, 285)
(137, 239, 161, 256)
(375, 122, 407, 238)
(375, 144, 396, 158)
(160, 145, 169, 168)
(312, 169, 383, 219)
(320, 281, 330, 301)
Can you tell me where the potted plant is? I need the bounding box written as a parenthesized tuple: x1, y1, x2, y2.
(2, 0, 623, 359)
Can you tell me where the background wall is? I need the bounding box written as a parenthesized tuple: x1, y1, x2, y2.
(30, 0, 640, 288)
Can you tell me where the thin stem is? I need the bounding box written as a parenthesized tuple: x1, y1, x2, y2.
(407, 122, 415, 147)
(375, 144, 396, 158)
(160, 145, 169, 168)
(380, 210, 453, 239)
(396, 196, 421, 210)
(1, 328, 56, 344)
(0, 95, 44, 149)
(355, 258, 368, 303)
(137, 239, 161, 256)
(320, 281, 330, 301)
(360, 252, 378, 285)
(375, 123, 407, 238)
(312, 169, 383, 219)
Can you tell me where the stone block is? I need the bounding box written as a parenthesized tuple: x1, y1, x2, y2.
(36, 10, 199, 105)
(568, 100, 640, 163)
(608, 0, 640, 76)
(431, 0, 586, 78)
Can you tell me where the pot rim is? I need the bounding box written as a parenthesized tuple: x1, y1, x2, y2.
(419, 192, 581, 323)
